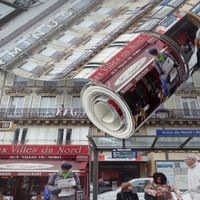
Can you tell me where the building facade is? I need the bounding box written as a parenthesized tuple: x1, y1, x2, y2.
(0, 70, 90, 200)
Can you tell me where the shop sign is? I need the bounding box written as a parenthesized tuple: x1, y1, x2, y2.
(156, 129, 200, 136)
(0, 172, 52, 176)
(0, 121, 16, 132)
(0, 145, 88, 158)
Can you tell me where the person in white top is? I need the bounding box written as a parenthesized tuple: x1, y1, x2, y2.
(185, 154, 200, 200)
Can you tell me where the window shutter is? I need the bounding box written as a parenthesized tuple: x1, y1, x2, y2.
(197, 97, 200, 109)
(27, 79, 35, 86)
(31, 95, 41, 108)
(56, 95, 64, 107)
(1, 95, 10, 108)
(193, 71, 200, 87)
(58, 80, 66, 86)
(173, 95, 182, 109)
(35, 80, 44, 86)
(65, 95, 72, 108)
(24, 96, 32, 108)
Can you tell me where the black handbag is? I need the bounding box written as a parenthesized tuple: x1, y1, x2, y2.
(144, 193, 157, 200)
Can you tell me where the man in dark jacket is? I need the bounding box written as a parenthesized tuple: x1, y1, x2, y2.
(47, 161, 80, 200)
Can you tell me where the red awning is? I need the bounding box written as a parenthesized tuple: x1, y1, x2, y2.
(0, 159, 88, 176)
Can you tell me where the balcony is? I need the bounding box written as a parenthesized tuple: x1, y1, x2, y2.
(151, 109, 200, 120)
(0, 108, 87, 120)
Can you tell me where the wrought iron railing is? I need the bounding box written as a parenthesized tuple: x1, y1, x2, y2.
(0, 108, 87, 119)
(152, 109, 200, 119)
(0, 108, 199, 120)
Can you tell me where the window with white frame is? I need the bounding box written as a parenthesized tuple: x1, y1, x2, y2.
(72, 96, 82, 108)
(39, 96, 56, 116)
(57, 128, 72, 145)
(9, 96, 25, 116)
(40, 96, 56, 108)
(181, 97, 199, 116)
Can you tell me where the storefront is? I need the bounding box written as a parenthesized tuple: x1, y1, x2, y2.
(0, 145, 89, 200)
(98, 151, 148, 188)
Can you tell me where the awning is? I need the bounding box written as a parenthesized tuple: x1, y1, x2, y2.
(88, 135, 200, 151)
(0, 159, 88, 176)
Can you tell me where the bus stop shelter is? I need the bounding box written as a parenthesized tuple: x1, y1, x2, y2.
(88, 135, 200, 200)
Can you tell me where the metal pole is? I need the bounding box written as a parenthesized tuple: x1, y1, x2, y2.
(93, 149, 99, 200)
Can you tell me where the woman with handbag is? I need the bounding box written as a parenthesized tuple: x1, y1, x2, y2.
(116, 182, 139, 200)
(144, 172, 183, 200)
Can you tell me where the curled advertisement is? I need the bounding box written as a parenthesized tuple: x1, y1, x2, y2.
(81, 32, 189, 138)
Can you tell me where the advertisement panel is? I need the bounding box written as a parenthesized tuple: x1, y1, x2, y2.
(156, 161, 188, 191)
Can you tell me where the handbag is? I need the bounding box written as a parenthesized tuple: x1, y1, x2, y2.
(144, 193, 157, 200)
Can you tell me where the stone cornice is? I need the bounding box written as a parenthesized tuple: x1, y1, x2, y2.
(5, 86, 32, 95)
(35, 86, 63, 95)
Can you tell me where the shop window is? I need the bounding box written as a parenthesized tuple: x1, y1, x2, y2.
(21, 128, 28, 144)
(65, 129, 72, 145)
(13, 128, 20, 144)
(57, 129, 64, 145)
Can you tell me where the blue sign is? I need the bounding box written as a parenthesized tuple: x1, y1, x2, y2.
(112, 149, 137, 159)
(156, 129, 200, 136)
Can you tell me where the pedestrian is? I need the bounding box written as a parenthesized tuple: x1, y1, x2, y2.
(47, 161, 80, 200)
(194, 28, 200, 67)
(184, 154, 200, 200)
(116, 182, 139, 200)
(144, 172, 183, 200)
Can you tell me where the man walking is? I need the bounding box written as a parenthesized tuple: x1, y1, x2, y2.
(185, 154, 200, 200)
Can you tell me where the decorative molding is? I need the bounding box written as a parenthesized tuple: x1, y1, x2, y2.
(5, 86, 32, 95)
(35, 86, 63, 95)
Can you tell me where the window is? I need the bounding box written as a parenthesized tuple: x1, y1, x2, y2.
(65, 129, 72, 145)
(44, 81, 58, 87)
(9, 96, 24, 116)
(39, 96, 56, 116)
(181, 97, 199, 116)
(13, 128, 20, 144)
(57, 129, 64, 145)
(72, 96, 82, 109)
(14, 76, 28, 86)
(40, 96, 56, 108)
(21, 128, 28, 144)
